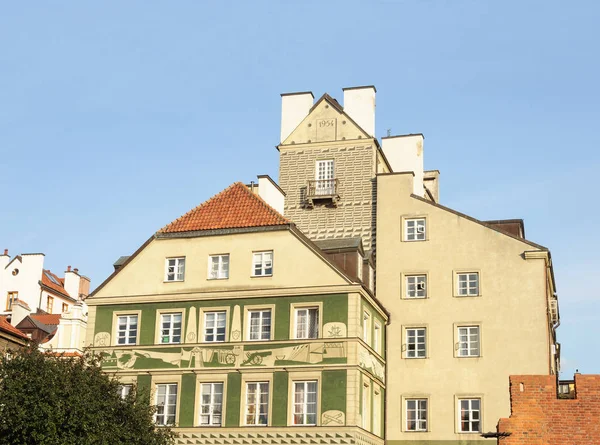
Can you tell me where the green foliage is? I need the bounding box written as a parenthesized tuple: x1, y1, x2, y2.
(0, 345, 176, 445)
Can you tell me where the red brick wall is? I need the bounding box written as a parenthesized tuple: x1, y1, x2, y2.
(498, 374, 600, 445)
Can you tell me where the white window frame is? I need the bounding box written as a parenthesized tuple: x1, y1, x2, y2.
(458, 398, 481, 433)
(154, 383, 178, 426)
(363, 310, 371, 344)
(374, 321, 382, 355)
(406, 398, 428, 432)
(208, 254, 229, 280)
(456, 272, 480, 296)
(116, 314, 139, 345)
(362, 380, 370, 430)
(292, 381, 318, 426)
(373, 387, 382, 436)
(405, 274, 427, 299)
(252, 251, 273, 277)
(244, 382, 269, 426)
(199, 382, 224, 426)
(159, 312, 183, 344)
(247, 309, 272, 341)
(118, 384, 133, 399)
(294, 307, 319, 339)
(457, 326, 480, 357)
(405, 327, 427, 358)
(315, 160, 335, 195)
(203, 311, 227, 343)
(165, 257, 185, 282)
(404, 218, 426, 241)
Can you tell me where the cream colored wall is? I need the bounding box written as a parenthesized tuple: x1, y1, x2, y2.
(376, 172, 552, 441)
(93, 229, 348, 299)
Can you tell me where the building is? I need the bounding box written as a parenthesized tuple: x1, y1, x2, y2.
(87, 182, 386, 445)
(278, 86, 558, 443)
(87, 85, 560, 444)
(0, 250, 91, 353)
(497, 374, 600, 444)
(0, 315, 28, 350)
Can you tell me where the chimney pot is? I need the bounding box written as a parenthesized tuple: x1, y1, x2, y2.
(3, 249, 7, 255)
(67, 265, 72, 272)
(73, 268, 79, 273)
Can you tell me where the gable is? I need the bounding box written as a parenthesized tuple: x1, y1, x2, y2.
(92, 228, 350, 299)
(282, 95, 370, 146)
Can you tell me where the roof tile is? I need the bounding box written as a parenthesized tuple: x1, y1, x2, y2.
(159, 182, 289, 233)
(0, 316, 29, 340)
(31, 314, 62, 326)
(41, 270, 71, 299)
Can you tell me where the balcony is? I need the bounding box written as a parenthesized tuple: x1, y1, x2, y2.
(306, 179, 340, 207)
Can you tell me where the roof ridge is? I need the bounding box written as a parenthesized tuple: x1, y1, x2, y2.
(238, 182, 291, 223)
(158, 182, 241, 233)
(158, 182, 289, 234)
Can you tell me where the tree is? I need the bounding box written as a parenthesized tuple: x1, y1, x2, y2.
(0, 345, 176, 445)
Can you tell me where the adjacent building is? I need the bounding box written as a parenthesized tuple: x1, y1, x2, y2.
(87, 85, 560, 444)
(0, 250, 91, 353)
(87, 182, 386, 445)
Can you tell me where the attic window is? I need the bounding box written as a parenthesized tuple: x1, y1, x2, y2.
(44, 271, 61, 285)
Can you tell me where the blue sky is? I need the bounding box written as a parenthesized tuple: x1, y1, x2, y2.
(1, 1, 598, 376)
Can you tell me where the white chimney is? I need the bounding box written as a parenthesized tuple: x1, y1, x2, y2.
(280, 91, 314, 143)
(64, 266, 81, 301)
(342, 86, 376, 137)
(381, 134, 425, 196)
(11, 299, 31, 327)
(257, 175, 285, 215)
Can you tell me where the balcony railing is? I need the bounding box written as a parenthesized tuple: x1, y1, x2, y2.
(307, 179, 339, 206)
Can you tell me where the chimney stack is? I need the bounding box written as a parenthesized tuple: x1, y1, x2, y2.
(381, 134, 425, 196)
(2, 249, 8, 256)
(342, 86, 376, 137)
(67, 265, 71, 272)
(280, 91, 314, 143)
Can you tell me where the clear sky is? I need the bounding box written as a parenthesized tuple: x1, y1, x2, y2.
(1, 1, 598, 376)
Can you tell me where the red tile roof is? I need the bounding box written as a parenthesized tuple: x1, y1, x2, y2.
(159, 182, 290, 234)
(0, 316, 29, 340)
(41, 270, 71, 298)
(31, 314, 62, 326)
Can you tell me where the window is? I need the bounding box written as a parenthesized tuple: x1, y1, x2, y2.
(117, 315, 138, 345)
(457, 272, 479, 296)
(406, 275, 427, 298)
(373, 388, 382, 436)
(362, 382, 370, 430)
(118, 384, 132, 399)
(252, 251, 273, 277)
(204, 311, 226, 342)
(458, 398, 481, 432)
(315, 160, 335, 195)
(62, 303, 68, 313)
(374, 321, 382, 355)
(46, 296, 54, 314)
(405, 218, 426, 241)
(406, 327, 426, 358)
(295, 307, 319, 339)
(209, 254, 229, 279)
(199, 382, 223, 426)
(245, 382, 269, 425)
(165, 257, 185, 282)
(6, 291, 17, 311)
(457, 326, 480, 357)
(160, 313, 182, 344)
(292, 381, 317, 425)
(406, 399, 428, 432)
(362, 311, 371, 343)
(248, 309, 271, 341)
(155, 383, 178, 426)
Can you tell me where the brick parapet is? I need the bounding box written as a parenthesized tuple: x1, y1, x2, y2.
(498, 374, 600, 445)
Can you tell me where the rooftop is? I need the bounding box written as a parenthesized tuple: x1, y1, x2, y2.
(159, 182, 290, 234)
